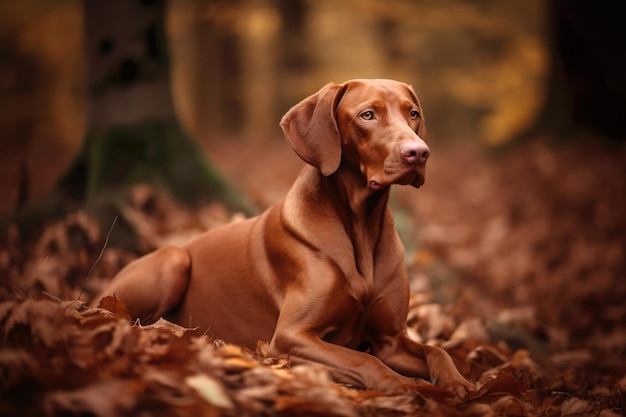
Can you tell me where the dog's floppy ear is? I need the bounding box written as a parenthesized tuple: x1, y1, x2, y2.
(280, 82, 346, 176)
(406, 84, 428, 142)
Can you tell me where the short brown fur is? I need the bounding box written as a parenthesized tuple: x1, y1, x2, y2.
(93, 79, 474, 396)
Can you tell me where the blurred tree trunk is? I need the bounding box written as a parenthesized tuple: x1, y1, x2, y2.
(57, 0, 250, 212)
(275, 0, 313, 110)
(526, 0, 625, 141)
(176, 0, 244, 139)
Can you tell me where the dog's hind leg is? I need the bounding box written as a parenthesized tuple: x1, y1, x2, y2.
(92, 246, 191, 323)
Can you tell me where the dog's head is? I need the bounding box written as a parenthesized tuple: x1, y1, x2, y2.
(280, 78, 429, 189)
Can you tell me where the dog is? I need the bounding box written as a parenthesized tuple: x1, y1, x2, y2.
(93, 79, 474, 396)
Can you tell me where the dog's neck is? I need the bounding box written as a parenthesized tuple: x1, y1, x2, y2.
(287, 164, 393, 232)
(327, 165, 391, 220)
(284, 165, 394, 284)
(327, 165, 394, 282)
(320, 164, 393, 245)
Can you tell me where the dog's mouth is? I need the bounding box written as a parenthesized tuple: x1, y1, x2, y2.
(368, 165, 426, 190)
(398, 169, 426, 188)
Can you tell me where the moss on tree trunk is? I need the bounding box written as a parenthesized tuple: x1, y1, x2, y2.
(59, 118, 248, 210)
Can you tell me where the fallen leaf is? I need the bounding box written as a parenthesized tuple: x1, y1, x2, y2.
(186, 374, 234, 409)
(470, 371, 527, 399)
(139, 317, 191, 337)
(491, 395, 526, 416)
(560, 397, 594, 416)
(98, 295, 131, 321)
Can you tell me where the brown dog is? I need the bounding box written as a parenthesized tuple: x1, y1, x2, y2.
(93, 79, 474, 396)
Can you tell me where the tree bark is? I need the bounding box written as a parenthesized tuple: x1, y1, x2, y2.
(524, 0, 626, 141)
(56, 0, 251, 213)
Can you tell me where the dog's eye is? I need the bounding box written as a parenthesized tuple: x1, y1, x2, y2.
(410, 110, 420, 120)
(360, 111, 374, 120)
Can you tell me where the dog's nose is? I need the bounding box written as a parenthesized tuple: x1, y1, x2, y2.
(400, 141, 430, 165)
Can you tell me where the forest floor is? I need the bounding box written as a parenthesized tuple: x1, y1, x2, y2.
(1, 136, 625, 416)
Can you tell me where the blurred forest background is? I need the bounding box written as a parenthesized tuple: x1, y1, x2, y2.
(0, 0, 551, 211)
(1, 1, 625, 415)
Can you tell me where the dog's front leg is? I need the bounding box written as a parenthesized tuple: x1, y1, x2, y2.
(267, 288, 420, 393)
(269, 329, 420, 392)
(377, 333, 475, 397)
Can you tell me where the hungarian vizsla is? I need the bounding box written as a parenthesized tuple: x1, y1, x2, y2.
(93, 79, 474, 396)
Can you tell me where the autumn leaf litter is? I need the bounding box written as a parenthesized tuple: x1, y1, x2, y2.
(1, 138, 625, 416)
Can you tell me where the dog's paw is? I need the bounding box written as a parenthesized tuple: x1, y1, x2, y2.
(432, 372, 476, 398)
(424, 346, 476, 398)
